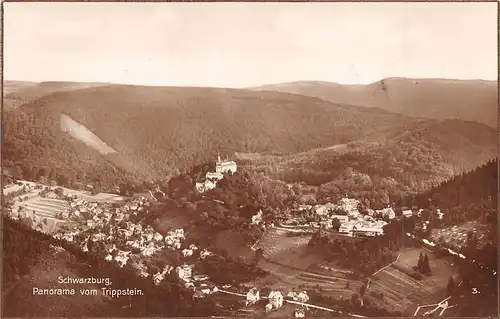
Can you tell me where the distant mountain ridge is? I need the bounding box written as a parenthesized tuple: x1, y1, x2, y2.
(3, 81, 110, 110)
(250, 77, 498, 128)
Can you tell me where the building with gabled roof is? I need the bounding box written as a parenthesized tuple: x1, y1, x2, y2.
(246, 287, 260, 306)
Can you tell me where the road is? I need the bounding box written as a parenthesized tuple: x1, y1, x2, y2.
(217, 289, 366, 318)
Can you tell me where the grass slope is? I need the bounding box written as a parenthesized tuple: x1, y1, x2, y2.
(251, 78, 498, 128)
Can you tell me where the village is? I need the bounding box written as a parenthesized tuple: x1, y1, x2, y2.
(3, 178, 319, 316)
(6, 156, 490, 318)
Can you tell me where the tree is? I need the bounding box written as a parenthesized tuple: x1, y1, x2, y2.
(417, 252, 424, 271)
(12, 165, 23, 180)
(422, 253, 431, 274)
(331, 218, 341, 232)
(54, 187, 64, 197)
(359, 284, 367, 297)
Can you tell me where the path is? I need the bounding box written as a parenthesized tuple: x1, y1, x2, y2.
(371, 251, 403, 277)
(201, 195, 225, 205)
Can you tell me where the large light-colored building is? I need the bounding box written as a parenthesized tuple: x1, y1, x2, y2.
(176, 264, 193, 281)
(246, 288, 260, 306)
(215, 155, 237, 174)
(268, 291, 284, 309)
(196, 156, 237, 193)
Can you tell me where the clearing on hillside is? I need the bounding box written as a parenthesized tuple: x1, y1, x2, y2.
(368, 248, 459, 314)
(60, 114, 117, 155)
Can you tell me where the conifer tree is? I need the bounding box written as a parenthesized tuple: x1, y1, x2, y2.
(417, 252, 424, 272)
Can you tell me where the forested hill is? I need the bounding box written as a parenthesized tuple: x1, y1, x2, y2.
(251, 78, 498, 128)
(4, 84, 421, 189)
(4, 84, 497, 194)
(414, 158, 497, 210)
(239, 119, 496, 208)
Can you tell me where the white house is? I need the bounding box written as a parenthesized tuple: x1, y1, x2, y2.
(246, 288, 260, 306)
(182, 249, 193, 257)
(200, 249, 213, 259)
(176, 264, 193, 281)
(268, 291, 284, 309)
(154, 232, 163, 241)
(295, 309, 306, 318)
(252, 210, 263, 225)
(402, 210, 413, 218)
(296, 291, 309, 303)
(339, 222, 354, 234)
(339, 197, 360, 213)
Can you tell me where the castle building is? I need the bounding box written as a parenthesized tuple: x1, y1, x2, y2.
(215, 155, 237, 174)
(196, 155, 237, 193)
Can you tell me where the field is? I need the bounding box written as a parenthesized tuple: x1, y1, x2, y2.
(21, 198, 70, 219)
(367, 248, 459, 314)
(13, 195, 70, 233)
(430, 220, 490, 250)
(253, 227, 362, 298)
(9, 181, 124, 233)
(12, 181, 125, 204)
(3, 183, 25, 195)
(213, 229, 255, 263)
(255, 227, 312, 259)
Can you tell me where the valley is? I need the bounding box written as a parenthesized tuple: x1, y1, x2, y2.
(2, 80, 497, 318)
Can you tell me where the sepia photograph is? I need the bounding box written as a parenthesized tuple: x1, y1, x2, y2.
(1, 2, 498, 318)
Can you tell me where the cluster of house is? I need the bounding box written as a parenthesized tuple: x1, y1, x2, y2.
(174, 248, 219, 299)
(289, 197, 445, 238)
(9, 180, 228, 298)
(290, 198, 391, 237)
(195, 155, 237, 193)
(245, 287, 309, 317)
(63, 195, 149, 222)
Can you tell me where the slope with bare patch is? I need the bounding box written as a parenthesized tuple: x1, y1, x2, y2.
(60, 114, 117, 156)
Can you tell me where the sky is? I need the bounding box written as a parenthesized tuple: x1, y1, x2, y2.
(4, 2, 498, 88)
